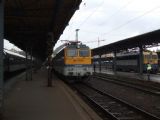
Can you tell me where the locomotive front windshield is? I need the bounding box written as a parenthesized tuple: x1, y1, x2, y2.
(67, 49, 77, 57)
(79, 49, 90, 57)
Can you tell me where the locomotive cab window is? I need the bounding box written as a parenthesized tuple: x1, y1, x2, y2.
(79, 49, 90, 57)
(67, 49, 77, 57)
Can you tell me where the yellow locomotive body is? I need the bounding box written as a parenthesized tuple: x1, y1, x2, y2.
(143, 51, 158, 72)
(53, 41, 93, 81)
(143, 51, 158, 64)
(64, 48, 92, 65)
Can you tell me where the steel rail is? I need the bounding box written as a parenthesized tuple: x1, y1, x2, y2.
(74, 83, 160, 120)
(93, 73, 160, 96)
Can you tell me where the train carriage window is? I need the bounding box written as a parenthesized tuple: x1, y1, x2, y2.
(144, 55, 147, 59)
(145, 55, 151, 60)
(79, 49, 90, 57)
(67, 49, 77, 57)
(152, 55, 158, 59)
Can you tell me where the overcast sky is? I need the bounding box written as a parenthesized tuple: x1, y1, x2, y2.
(54, 0, 160, 50)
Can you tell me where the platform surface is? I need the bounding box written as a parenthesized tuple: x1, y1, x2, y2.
(95, 68, 160, 83)
(3, 68, 102, 120)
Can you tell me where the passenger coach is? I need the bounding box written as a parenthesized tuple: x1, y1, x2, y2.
(116, 51, 158, 73)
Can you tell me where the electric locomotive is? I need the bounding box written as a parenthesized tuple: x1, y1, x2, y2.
(53, 41, 93, 81)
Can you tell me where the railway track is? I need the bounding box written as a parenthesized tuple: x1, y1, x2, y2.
(74, 83, 160, 120)
(93, 73, 160, 96)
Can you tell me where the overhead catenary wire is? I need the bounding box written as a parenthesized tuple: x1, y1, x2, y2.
(101, 5, 160, 36)
(83, 4, 160, 46)
(73, 0, 134, 35)
(58, 1, 160, 50)
(66, 0, 105, 40)
(98, 0, 134, 26)
(67, 0, 135, 40)
(78, 0, 135, 38)
(77, 0, 105, 28)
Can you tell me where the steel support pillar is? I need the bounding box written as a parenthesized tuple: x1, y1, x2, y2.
(113, 51, 117, 73)
(0, 0, 4, 117)
(139, 46, 143, 74)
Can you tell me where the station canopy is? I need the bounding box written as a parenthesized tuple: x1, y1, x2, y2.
(92, 29, 160, 56)
(5, 0, 81, 60)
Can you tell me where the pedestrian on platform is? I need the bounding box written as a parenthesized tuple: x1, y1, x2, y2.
(147, 62, 152, 80)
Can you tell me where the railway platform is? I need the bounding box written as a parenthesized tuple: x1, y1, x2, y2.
(3, 68, 102, 120)
(95, 68, 160, 83)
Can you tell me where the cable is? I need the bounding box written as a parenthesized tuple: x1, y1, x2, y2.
(84, 5, 160, 44)
(66, 0, 105, 40)
(77, 0, 105, 28)
(101, 5, 160, 36)
(67, 0, 134, 39)
(98, 0, 134, 26)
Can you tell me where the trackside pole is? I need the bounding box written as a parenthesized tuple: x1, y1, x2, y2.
(0, 0, 4, 117)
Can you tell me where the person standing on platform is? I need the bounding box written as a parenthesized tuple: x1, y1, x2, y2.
(147, 63, 152, 80)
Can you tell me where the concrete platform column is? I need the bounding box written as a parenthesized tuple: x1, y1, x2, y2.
(0, 0, 4, 117)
